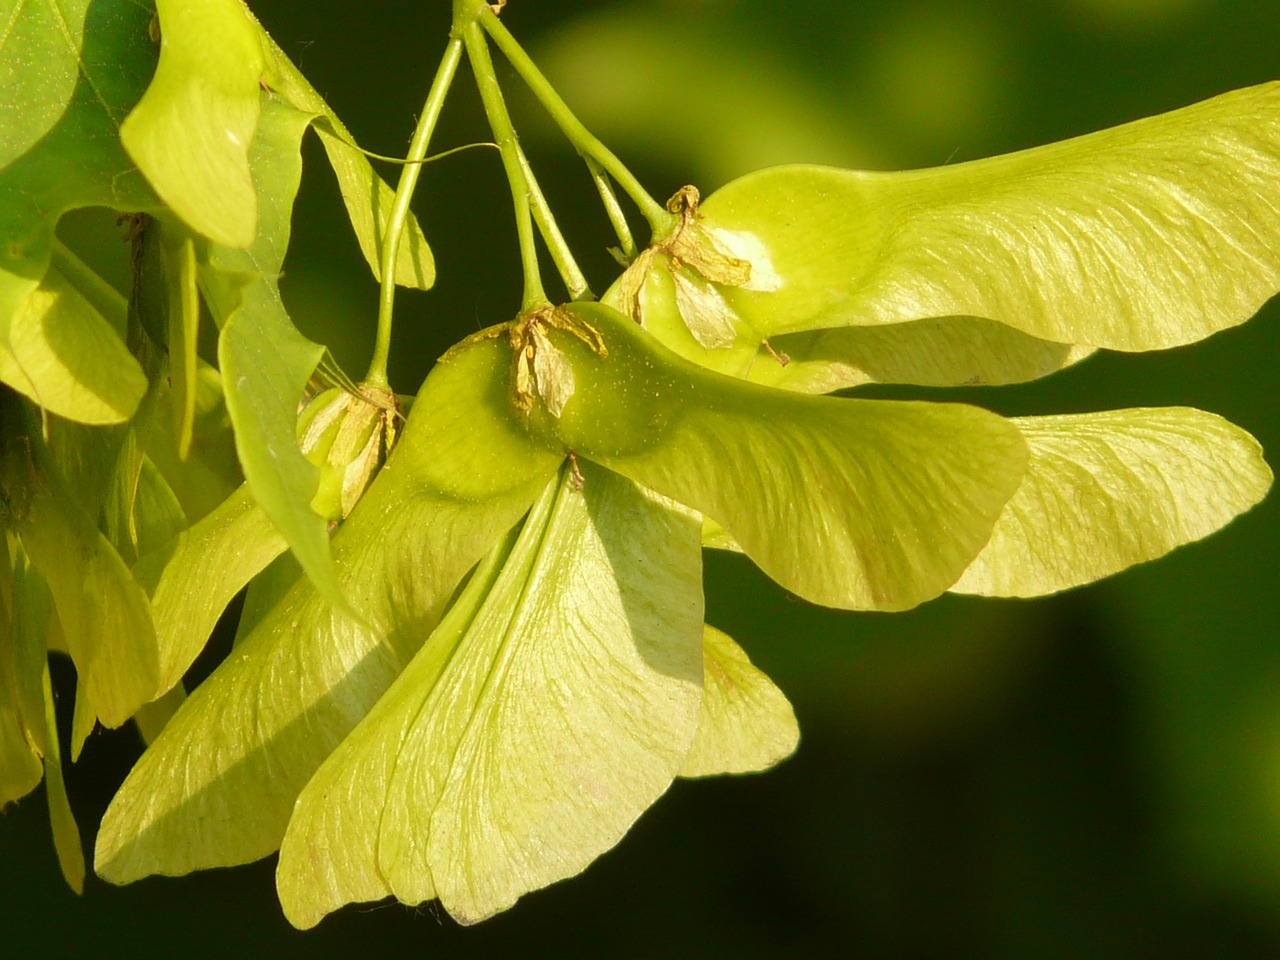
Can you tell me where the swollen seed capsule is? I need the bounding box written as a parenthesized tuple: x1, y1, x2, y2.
(517, 303, 688, 460)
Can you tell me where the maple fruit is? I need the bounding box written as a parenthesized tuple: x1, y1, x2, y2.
(1, 0, 1276, 929)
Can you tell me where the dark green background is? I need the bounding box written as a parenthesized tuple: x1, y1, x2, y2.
(5, 0, 1280, 956)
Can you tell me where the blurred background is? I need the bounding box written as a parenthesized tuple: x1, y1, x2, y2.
(5, 0, 1280, 956)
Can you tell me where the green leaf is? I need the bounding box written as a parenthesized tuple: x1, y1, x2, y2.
(88, 424, 148, 567)
(144, 363, 242, 523)
(0, 537, 42, 805)
(10, 550, 53, 758)
(199, 95, 335, 608)
(699, 515, 741, 553)
(0, 541, 84, 889)
(0, 255, 149, 425)
(37, 229, 182, 567)
(679, 625, 799, 778)
(0, 413, 159, 728)
(131, 456, 189, 560)
(276, 464, 705, 928)
(69, 674, 96, 762)
(44, 417, 119, 537)
(216, 300, 327, 594)
(120, 0, 262, 248)
(162, 231, 200, 458)
(131, 483, 287, 697)
(0, 0, 159, 341)
(950, 408, 1274, 598)
(95, 340, 562, 884)
(0, 689, 41, 805)
(108, 220, 240, 522)
(257, 29, 434, 289)
(3, 238, 147, 429)
(40, 665, 86, 894)
(49, 220, 179, 566)
(43, 413, 187, 574)
(696, 82, 1280, 351)
(0, 0, 86, 169)
(524, 304, 1029, 611)
(132, 683, 185, 745)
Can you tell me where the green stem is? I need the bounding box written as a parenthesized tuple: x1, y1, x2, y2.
(464, 19, 547, 312)
(515, 138, 592, 300)
(50, 240, 128, 335)
(586, 157, 638, 261)
(365, 37, 464, 388)
(479, 11, 675, 238)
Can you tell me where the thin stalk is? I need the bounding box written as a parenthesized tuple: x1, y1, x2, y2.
(586, 157, 637, 260)
(365, 38, 464, 388)
(339, 140, 496, 166)
(515, 138, 592, 300)
(479, 11, 675, 238)
(464, 20, 547, 311)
